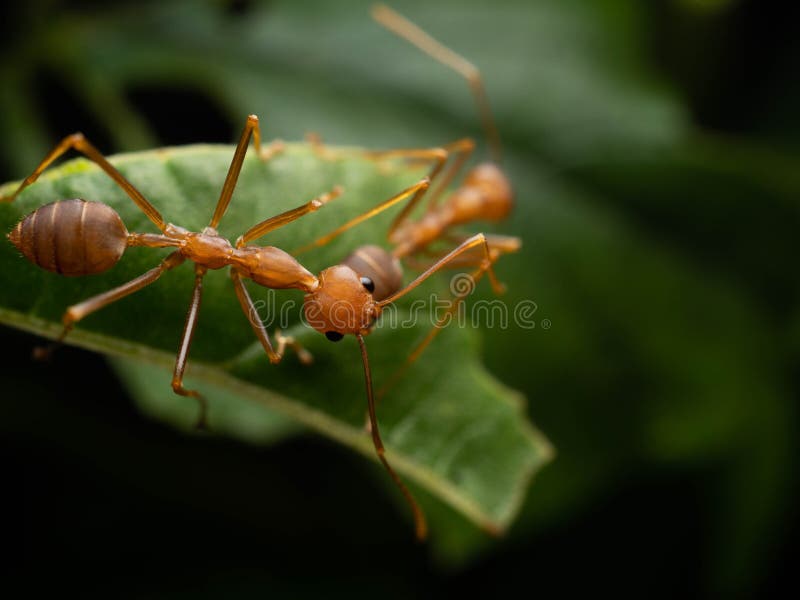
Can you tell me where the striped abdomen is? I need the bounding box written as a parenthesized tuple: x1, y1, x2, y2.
(7, 199, 129, 276)
(341, 244, 403, 302)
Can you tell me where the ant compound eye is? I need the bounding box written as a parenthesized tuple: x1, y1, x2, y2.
(360, 276, 375, 293)
(325, 331, 344, 342)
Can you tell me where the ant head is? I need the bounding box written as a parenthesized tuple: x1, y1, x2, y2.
(303, 265, 381, 340)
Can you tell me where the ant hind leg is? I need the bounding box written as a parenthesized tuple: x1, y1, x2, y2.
(34, 252, 186, 360)
(171, 266, 209, 430)
(0, 133, 166, 231)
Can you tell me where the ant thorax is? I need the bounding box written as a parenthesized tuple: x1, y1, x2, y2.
(178, 228, 234, 270)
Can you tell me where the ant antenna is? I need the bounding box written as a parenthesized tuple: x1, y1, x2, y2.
(372, 3, 503, 163)
(357, 334, 428, 541)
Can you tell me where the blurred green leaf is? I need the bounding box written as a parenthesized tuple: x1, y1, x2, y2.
(0, 144, 552, 537)
(110, 355, 300, 444)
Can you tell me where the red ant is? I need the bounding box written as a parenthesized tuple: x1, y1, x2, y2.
(297, 4, 522, 386)
(2, 114, 504, 541)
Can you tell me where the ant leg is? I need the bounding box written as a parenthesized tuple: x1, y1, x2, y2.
(230, 269, 281, 363)
(372, 4, 502, 162)
(209, 114, 263, 229)
(453, 233, 521, 254)
(293, 141, 466, 252)
(260, 139, 286, 162)
(275, 329, 314, 365)
(236, 186, 343, 248)
(305, 132, 338, 160)
(424, 138, 475, 211)
(377, 233, 498, 307)
(207, 114, 284, 230)
(376, 262, 490, 402)
(406, 233, 522, 294)
(229, 271, 315, 365)
(171, 266, 209, 430)
(364, 138, 475, 214)
(376, 234, 520, 400)
(361, 147, 449, 236)
(357, 334, 427, 541)
(291, 146, 447, 251)
(37, 251, 186, 359)
(291, 177, 432, 255)
(371, 234, 498, 402)
(0, 133, 166, 231)
(445, 233, 521, 294)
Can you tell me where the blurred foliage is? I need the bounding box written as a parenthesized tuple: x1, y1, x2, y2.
(0, 0, 797, 596)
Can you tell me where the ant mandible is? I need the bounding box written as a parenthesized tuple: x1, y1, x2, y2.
(2, 114, 500, 541)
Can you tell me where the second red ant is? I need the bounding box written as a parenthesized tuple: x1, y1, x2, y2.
(298, 4, 522, 387)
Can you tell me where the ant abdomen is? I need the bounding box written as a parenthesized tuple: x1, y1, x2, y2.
(342, 244, 403, 302)
(8, 199, 129, 276)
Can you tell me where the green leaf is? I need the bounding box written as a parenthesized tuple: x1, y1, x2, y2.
(110, 354, 300, 445)
(0, 143, 552, 535)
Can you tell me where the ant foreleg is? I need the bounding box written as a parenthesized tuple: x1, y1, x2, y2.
(229, 273, 315, 365)
(357, 334, 427, 541)
(369, 233, 499, 403)
(376, 234, 511, 401)
(376, 262, 490, 402)
(405, 233, 521, 294)
(377, 233, 497, 307)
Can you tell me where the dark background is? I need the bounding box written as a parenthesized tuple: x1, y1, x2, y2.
(1, 0, 798, 597)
